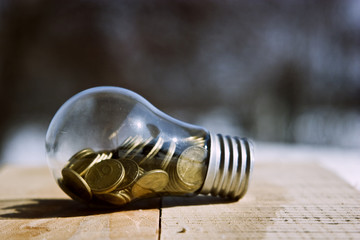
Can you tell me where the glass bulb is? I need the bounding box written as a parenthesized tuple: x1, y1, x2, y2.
(45, 86, 254, 206)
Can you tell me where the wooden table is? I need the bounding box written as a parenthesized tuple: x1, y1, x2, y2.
(1, 144, 359, 239)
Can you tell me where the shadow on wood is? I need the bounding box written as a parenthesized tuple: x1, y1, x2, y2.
(0, 195, 231, 219)
(161, 195, 236, 208)
(0, 198, 161, 219)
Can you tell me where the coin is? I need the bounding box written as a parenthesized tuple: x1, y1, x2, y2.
(138, 166, 145, 176)
(117, 136, 144, 160)
(185, 136, 205, 147)
(71, 148, 94, 159)
(66, 148, 94, 168)
(61, 168, 92, 201)
(97, 151, 113, 161)
(138, 137, 164, 166)
(85, 159, 125, 194)
(122, 136, 144, 159)
(58, 178, 81, 202)
(96, 189, 132, 206)
(67, 152, 99, 176)
(176, 146, 207, 190)
(161, 141, 176, 170)
(116, 159, 140, 190)
(164, 166, 194, 193)
(127, 137, 153, 161)
(132, 169, 169, 196)
(120, 136, 134, 148)
(131, 184, 154, 199)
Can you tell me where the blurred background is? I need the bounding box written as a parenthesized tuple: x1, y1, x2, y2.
(0, 0, 359, 165)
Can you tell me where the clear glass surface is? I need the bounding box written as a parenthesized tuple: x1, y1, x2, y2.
(46, 86, 210, 206)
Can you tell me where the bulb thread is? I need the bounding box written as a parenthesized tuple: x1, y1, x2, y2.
(200, 133, 254, 199)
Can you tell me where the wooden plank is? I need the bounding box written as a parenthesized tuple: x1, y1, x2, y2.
(0, 166, 160, 240)
(160, 162, 360, 239)
(1, 159, 360, 239)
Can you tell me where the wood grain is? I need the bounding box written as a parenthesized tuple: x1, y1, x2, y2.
(160, 162, 360, 239)
(0, 166, 160, 240)
(1, 160, 360, 239)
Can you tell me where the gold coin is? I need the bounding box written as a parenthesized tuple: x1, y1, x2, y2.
(71, 148, 94, 159)
(68, 152, 99, 176)
(176, 146, 207, 189)
(138, 137, 164, 166)
(122, 136, 141, 149)
(127, 137, 153, 160)
(66, 148, 94, 168)
(138, 166, 145, 176)
(185, 136, 205, 147)
(61, 168, 92, 201)
(164, 166, 194, 193)
(96, 151, 113, 161)
(58, 179, 88, 203)
(120, 136, 134, 148)
(96, 189, 132, 206)
(117, 136, 144, 160)
(116, 159, 140, 190)
(132, 169, 169, 194)
(122, 136, 143, 159)
(161, 141, 176, 170)
(85, 159, 125, 194)
(131, 184, 154, 199)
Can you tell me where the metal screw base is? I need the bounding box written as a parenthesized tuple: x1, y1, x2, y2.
(200, 133, 254, 199)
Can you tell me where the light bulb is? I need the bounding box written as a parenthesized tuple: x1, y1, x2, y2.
(45, 86, 254, 206)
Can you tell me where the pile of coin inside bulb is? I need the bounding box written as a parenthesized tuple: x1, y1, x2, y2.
(47, 87, 254, 207)
(58, 135, 208, 206)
